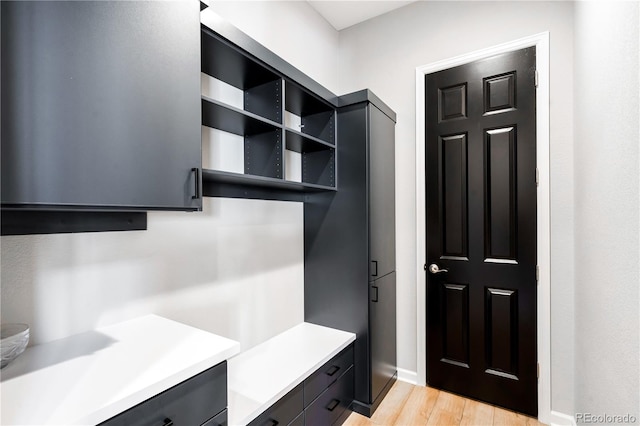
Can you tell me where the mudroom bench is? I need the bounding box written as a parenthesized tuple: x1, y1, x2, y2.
(228, 323, 356, 426)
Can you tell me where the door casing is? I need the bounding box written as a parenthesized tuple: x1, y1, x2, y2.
(415, 32, 550, 424)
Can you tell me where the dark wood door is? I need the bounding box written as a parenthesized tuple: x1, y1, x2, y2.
(426, 47, 537, 416)
(1, 1, 201, 211)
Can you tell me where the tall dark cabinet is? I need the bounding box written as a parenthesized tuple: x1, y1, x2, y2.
(1, 1, 202, 213)
(305, 90, 396, 417)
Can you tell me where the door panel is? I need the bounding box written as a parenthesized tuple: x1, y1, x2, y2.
(485, 287, 519, 378)
(368, 105, 396, 279)
(441, 283, 469, 366)
(370, 271, 396, 403)
(485, 126, 517, 261)
(426, 47, 537, 416)
(441, 134, 469, 259)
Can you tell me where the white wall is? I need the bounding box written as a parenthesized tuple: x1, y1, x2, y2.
(1, 199, 304, 350)
(337, 1, 576, 416)
(0, 2, 340, 352)
(205, 1, 340, 93)
(573, 1, 640, 420)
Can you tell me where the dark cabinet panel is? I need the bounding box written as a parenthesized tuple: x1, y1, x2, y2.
(304, 345, 354, 407)
(1, 1, 201, 211)
(370, 272, 397, 403)
(368, 105, 396, 280)
(305, 91, 396, 417)
(202, 409, 228, 426)
(289, 411, 305, 426)
(304, 366, 354, 426)
(100, 362, 227, 426)
(248, 383, 304, 426)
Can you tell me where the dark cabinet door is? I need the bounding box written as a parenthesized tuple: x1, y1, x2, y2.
(1, 1, 202, 211)
(368, 105, 396, 280)
(369, 271, 396, 403)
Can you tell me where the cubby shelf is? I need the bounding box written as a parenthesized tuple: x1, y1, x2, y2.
(200, 24, 337, 198)
(202, 96, 282, 136)
(285, 128, 334, 151)
(285, 81, 335, 145)
(202, 169, 336, 192)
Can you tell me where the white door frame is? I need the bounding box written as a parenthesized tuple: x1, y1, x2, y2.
(415, 32, 551, 424)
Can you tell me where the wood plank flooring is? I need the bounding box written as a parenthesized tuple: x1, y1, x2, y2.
(343, 381, 546, 426)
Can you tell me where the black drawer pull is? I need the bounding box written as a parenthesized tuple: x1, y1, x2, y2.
(326, 399, 340, 412)
(326, 365, 340, 377)
(162, 418, 174, 426)
(192, 167, 201, 200)
(265, 420, 279, 426)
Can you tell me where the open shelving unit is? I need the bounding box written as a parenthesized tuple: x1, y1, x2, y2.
(200, 25, 337, 199)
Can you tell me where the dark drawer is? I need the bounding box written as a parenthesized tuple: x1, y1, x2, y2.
(303, 345, 354, 406)
(202, 409, 227, 426)
(100, 361, 227, 426)
(289, 411, 304, 426)
(304, 366, 354, 426)
(248, 383, 304, 426)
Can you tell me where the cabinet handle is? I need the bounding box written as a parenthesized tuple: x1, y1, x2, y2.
(326, 365, 340, 377)
(192, 167, 201, 200)
(371, 260, 378, 276)
(266, 420, 279, 426)
(162, 418, 174, 426)
(371, 286, 378, 303)
(326, 399, 340, 412)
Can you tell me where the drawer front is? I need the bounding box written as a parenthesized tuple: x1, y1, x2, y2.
(248, 383, 304, 426)
(202, 409, 227, 426)
(100, 362, 227, 426)
(303, 345, 354, 406)
(289, 411, 304, 426)
(304, 366, 354, 426)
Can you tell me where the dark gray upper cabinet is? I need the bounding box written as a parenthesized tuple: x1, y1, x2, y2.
(1, 1, 202, 211)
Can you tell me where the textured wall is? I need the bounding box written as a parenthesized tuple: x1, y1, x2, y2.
(573, 1, 640, 421)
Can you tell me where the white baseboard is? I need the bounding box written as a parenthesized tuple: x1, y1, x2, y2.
(549, 411, 576, 426)
(397, 368, 418, 385)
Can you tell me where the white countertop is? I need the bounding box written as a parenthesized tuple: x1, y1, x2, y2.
(0, 315, 240, 426)
(228, 322, 356, 426)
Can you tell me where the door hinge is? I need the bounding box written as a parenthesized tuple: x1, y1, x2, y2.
(536, 266, 540, 282)
(535, 69, 539, 88)
(536, 167, 539, 187)
(537, 363, 540, 379)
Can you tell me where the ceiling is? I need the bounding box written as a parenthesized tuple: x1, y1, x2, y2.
(307, 1, 418, 31)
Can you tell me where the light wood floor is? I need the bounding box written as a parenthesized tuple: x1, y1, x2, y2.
(343, 381, 546, 426)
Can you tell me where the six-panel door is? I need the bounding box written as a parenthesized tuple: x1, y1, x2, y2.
(426, 47, 538, 416)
